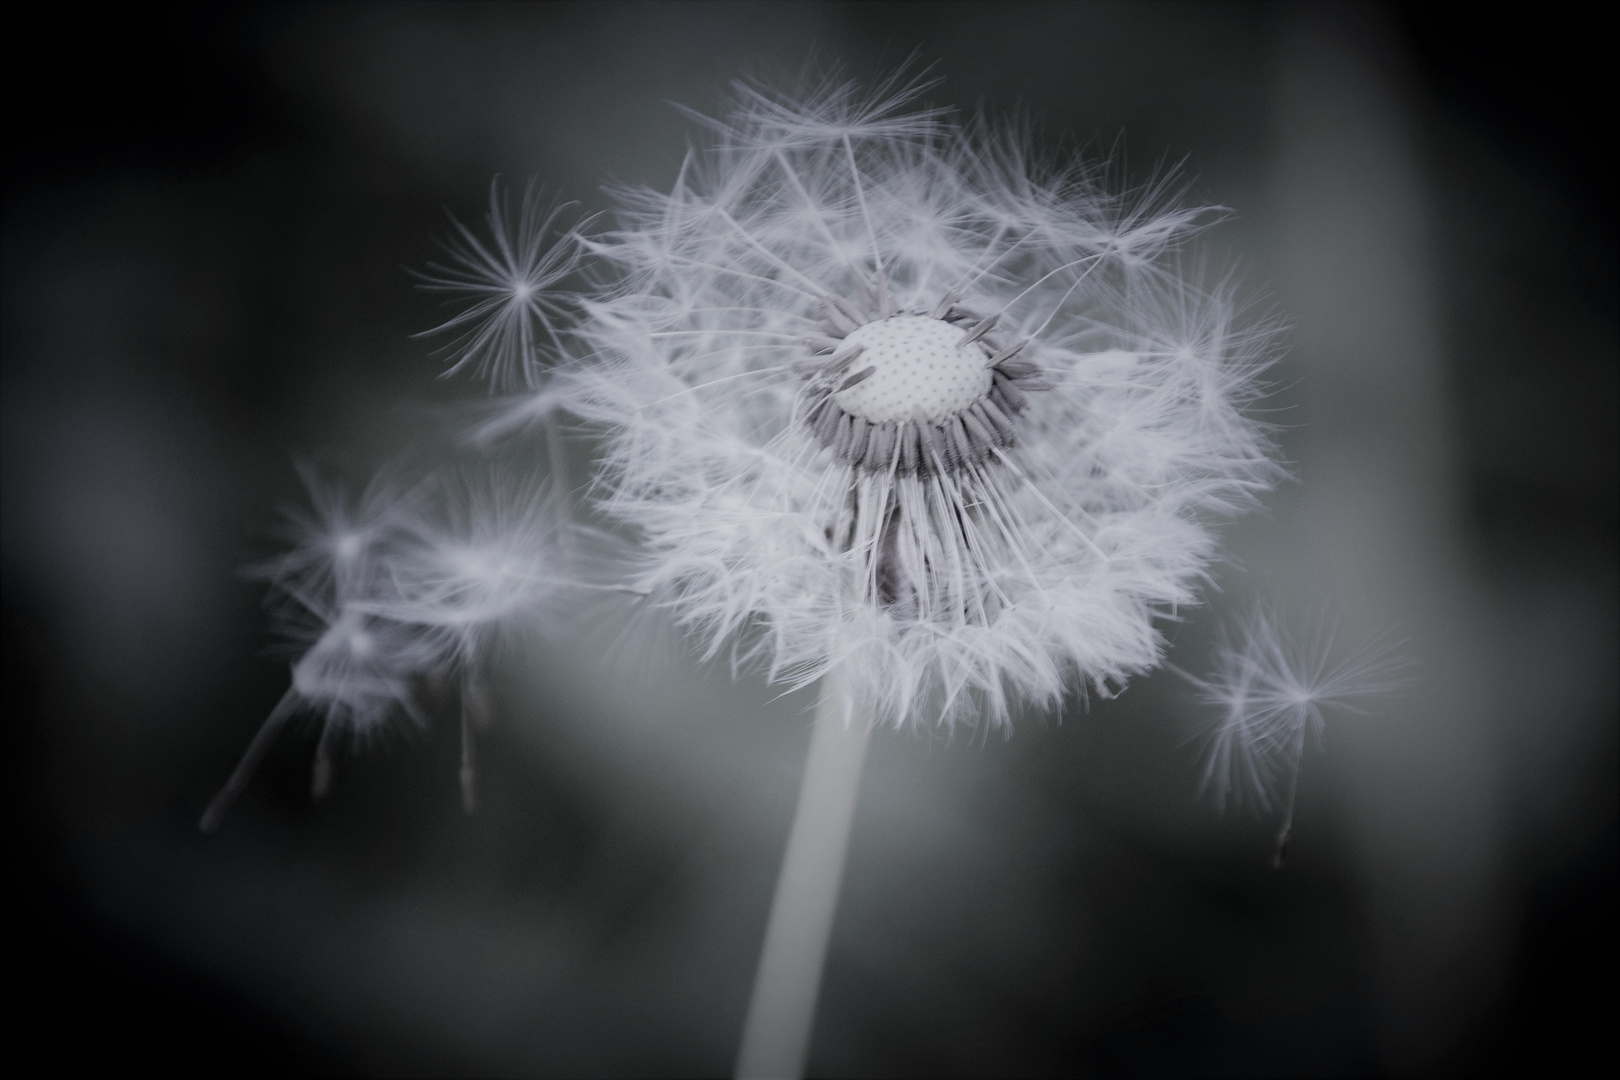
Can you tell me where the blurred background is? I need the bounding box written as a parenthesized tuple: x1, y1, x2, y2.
(5, 3, 1612, 1075)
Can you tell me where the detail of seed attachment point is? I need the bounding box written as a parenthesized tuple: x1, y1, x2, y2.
(798, 307, 1050, 474)
(834, 315, 991, 423)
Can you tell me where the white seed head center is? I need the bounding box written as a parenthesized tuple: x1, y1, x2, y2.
(834, 315, 992, 424)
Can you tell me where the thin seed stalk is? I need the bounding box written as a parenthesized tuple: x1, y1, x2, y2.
(1273, 721, 1308, 869)
(199, 689, 299, 833)
(736, 672, 872, 1079)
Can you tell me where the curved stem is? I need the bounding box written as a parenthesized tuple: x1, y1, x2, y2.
(736, 673, 872, 1079)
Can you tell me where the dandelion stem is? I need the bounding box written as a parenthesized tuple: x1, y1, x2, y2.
(1272, 721, 1307, 869)
(737, 672, 871, 1080)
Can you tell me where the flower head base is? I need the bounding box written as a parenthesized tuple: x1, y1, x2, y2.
(801, 307, 1043, 471)
(558, 76, 1280, 729)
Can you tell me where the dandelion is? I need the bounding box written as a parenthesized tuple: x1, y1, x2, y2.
(209, 68, 1282, 1079)
(548, 73, 1280, 1078)
(1186, 606, 1409, 867)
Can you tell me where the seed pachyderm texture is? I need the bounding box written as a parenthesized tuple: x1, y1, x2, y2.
(555, 76, 1280, 729)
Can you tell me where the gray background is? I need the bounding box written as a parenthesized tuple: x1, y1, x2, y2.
(5, 3, 1613, 1075)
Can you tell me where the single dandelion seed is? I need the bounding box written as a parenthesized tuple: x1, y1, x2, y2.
(1184, 605, 1411, 868)
(364, 470, 621, 812)
(415, 178, 585, 390)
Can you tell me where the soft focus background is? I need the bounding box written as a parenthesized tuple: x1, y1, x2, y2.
(5, 3, 1612, 1075)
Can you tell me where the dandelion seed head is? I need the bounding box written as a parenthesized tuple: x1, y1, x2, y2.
(554, 74, 1282, 729)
